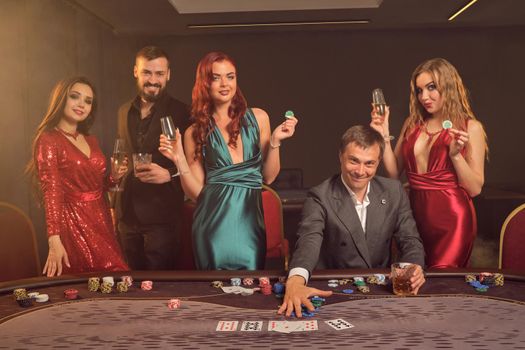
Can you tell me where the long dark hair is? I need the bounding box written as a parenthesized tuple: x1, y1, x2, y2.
(25, 76, 97, 197)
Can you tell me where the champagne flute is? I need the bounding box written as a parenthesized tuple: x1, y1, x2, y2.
(372, 88, 387, 117)
(160, 116, 180, 177)
(109, 138, 126, 192)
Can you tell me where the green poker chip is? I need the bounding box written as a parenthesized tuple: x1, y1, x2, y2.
(442, 120, 453, 129)
(284, 110, 295, 119)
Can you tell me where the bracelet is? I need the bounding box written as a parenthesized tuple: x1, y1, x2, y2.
(270, 139, 281, 149)
(384, 135, 395, 142)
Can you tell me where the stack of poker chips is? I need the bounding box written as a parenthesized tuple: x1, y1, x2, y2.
(116, 281, 128, 293)
(13, 288, 33, 307)
(311, 296, 326, 308)
(167, 298, 181, 310)
(272, 282, 285, 295)
(211, 280, 223, 288)
(141, 280, 153, 291)
(242, 278, 254, 286)
(88, 277, 100, 292)
(327, 279, 339, 288)
(64, 289, 79, 300)
(353, 277, 370, 293)
(465, 273, 504, 292)
(338, 279, 351, 286)
(121, 275, 133, 287)
(259, 277, 272, 295)
(366, 274, 387, 285)
(100, 282, 113, 294)
(230, 278, 242, 286)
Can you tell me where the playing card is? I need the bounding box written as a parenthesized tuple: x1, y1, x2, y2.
(297, 320, 318, 331)
(268, 321, 295, 333)
(216, 320, 239, 331)
(240, 321, 263, 331)
(325, 318, 354, 330)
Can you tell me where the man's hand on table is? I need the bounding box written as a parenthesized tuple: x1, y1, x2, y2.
(277, 275, 333, 317)
(410, 264, 426, 295)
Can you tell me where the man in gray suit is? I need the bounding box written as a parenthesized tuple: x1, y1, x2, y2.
(278, 125, 426, 317)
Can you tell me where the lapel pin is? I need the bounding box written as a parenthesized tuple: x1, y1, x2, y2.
(381, 199, 387, 205)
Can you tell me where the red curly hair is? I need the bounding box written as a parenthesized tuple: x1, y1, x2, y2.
(191, 51, 247, 160)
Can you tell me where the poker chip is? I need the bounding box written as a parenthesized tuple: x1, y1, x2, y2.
(442, 120, 453, 129)
(27, 292, 40, 299)
(64, 289, 79, 300)
(167, 298, 181, 310)
(475, 287, 488, 293)
(327, 283, 339, 288)
(353, 276, 364, 282)
(141, 281, 153, 291)
(16, 297, 33, 308)
(339, 279, 351, 285)
(494, 273, 504, 286)
(230, 278, 241, 286)
(116, 281, 128, 293)
(272, 282, 285, 294)
(366, 276, 379, 285)
(311, 296, 326, 308)
(465, 274, 476, 283)
(13, 288, 28, 300)
(258, 277, 270, 286)
(242, 278, 254, 286)
(353, 280, 366, 287)
(102, 276, 115, 287)
(342, 289, 354, 294)
(357, 286, 370, 293)
(374, 274, 387, 284)
(260, 284, 272, 295)
(284, 110, 295, 119)
(211, 281, 223, 288)
(88, 277, 100, 292)
(35, 294, 49, 303)
(328, 279, 338, 284)
(121, 275, 133, 287)
(100, 282, 113, 294)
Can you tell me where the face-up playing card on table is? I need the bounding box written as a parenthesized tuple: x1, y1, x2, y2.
(268, 320, 318, 333)
(240, 321, 263, 331)
(216, 320, 239, 331)
(325, 318, 354, 330)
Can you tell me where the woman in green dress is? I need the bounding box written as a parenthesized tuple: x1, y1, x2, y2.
(160, 51, 298, 270)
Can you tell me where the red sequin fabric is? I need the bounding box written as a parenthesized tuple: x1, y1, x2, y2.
(36, 130, 128, 273)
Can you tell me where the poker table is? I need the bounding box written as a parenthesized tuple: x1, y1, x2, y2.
(1, 269, 524, 349)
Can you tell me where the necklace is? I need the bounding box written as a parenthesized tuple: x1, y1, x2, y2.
(422, 124, 442, 144)
(56, 127, 80, 140)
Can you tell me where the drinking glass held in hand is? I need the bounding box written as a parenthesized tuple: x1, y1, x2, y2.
(109, 138, 127, 192)
(160, 116, 180, 177)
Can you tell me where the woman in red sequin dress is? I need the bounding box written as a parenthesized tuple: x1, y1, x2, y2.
(27, 77, 129, 276)
(371, 58, 488, 268)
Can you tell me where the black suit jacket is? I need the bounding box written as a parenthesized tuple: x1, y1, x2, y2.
(290, 175, 425, 275)
(115, 94, 190, 224)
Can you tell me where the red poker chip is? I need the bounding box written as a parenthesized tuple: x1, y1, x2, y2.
(64, 289, 79, 300)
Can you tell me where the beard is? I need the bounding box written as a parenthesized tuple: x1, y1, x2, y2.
(137, 81, 166, 102)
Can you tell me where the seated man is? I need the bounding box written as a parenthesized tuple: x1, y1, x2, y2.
(278, 125, 426, 317)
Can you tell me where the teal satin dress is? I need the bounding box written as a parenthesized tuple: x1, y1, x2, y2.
(193, 109, 266, 270)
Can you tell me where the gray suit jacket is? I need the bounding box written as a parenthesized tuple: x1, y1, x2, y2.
(290, 175, 425, 275)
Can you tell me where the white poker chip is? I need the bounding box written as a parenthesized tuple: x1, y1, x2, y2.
(327, 283, 339, 288)
(328, 279, 338, 283)
(102, 276, 115, 286)
(35, 294, 49, 303)
(353, 277, 364, 282)
(442, 120, 453, 129)
(28, 292, 40, 298)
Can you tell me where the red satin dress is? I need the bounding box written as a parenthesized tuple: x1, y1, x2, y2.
(36, 130, 128, 273)
(402, 124, 477, 268)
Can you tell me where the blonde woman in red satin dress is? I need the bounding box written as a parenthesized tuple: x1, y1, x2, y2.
(27, 77, 129, 276)
(371, 58, 488, 268)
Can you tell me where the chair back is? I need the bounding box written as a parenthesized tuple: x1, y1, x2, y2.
(0, 202, 41, 281)
(262, 185, 289, 269)
(499, 203, 525, 270)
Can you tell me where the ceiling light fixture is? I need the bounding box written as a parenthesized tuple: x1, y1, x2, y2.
(188, 19, 370, 29)
(448, 0, 478, 21)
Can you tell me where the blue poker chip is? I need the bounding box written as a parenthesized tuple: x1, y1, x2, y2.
(342, 289, 354, 294)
